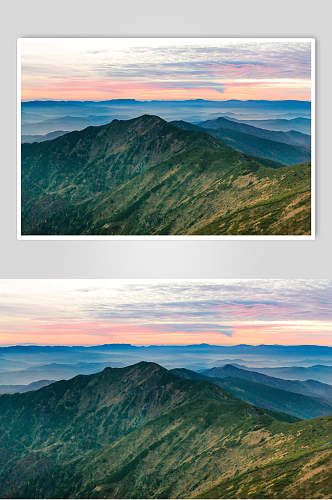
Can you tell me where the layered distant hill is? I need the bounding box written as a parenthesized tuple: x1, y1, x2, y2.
(0, 379, 55, 394)
(0, 362, 331, 498)
(172, 119, 310, 166)
(21, 99, 311, 134)
(21, 114, 311, 236)
(203, 364, 332, 401)
(239, 117, 311, 134)
(21, 130, 69, 143)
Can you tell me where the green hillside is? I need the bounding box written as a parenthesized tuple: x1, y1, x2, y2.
(0, 362, 331, 498)
(21, 115, 311, 236)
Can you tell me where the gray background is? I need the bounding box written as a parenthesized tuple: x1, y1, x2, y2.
(0, 0, 330, 278)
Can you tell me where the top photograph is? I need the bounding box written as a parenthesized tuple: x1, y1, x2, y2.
(18, 38, 314, 239)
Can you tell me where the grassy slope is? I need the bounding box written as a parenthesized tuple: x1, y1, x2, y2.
(27, 151, 311, 236)
(0, 363, 331, 498)
(21, 115, 311, 236)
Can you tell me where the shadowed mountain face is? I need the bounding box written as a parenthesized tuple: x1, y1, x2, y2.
(0, 362, 332, 499)
(203, 365, 332, 402)
(173, 119, 310, 166)
(198, 117, 310, 150)
(22, 115, 311, 236)
(173, 367, 332, 420)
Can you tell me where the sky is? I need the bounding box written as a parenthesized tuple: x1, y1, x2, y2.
(20, 38, 312, 101)
(0, 280, 331, 346)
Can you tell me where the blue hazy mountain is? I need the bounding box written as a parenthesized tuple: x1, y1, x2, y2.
(172, 367, 332, 420)
(202, 364, 332, 402)
(21, 99, 311, 135)
(238, 117, 311, 134)
(249, 365, 332, 385)
(22, 130, 69, 143)
(172, 119, 310, 165)
(0, 344, 331, 386)
(0, 379, 55, 394)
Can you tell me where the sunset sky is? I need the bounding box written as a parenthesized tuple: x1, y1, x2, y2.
(0, 280, 330, 346)
(20, 38, 312, 101)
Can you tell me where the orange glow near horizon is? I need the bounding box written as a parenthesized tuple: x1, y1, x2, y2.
(21, 78, 311, 102)
(0, 280, 329, 348)
(0, 320, 330, 347)
(20, 38, 312, 102)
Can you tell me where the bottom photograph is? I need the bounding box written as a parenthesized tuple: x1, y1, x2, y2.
(0, 279, 332, 499)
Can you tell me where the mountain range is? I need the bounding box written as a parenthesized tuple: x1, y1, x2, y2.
(203, 364, 332, 401)
(238, 117, 311, 134)
(175, 365, 332, 420)
(248, 364, 332, 385)
(0, 361, 331, 498)
(21, 99, 311, 135)
(172, 119, 310, 166)
(21, 114, 311, 236)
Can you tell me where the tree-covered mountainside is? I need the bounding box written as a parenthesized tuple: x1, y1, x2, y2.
(0, 362, 331, 498)
(21, 115, 311, 236)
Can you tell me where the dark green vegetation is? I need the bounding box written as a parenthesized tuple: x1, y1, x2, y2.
(0, 362, 331, 498)
(172, 367, 332, 420)
(21, 115, 311, 236)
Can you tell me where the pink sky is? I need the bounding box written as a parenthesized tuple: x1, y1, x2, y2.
(0, 280, 330, 346)
(20, 39, 312, 102)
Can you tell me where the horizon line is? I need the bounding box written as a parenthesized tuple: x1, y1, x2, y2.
(21, 98, 312, 104)
(0, 343, 330, 348)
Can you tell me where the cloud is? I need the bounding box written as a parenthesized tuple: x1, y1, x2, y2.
(0, 280, 330, 346)
(21, 39, 312, 101)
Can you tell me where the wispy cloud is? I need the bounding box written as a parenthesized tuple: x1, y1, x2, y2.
(21, 39, 312, 101)
(0, 280, 330, 346)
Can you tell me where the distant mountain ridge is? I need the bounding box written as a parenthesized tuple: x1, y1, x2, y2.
(172, 119, 310, 166)
(239, 117, 311, 134)
(173, 366, 332, 420)
(198, 116, 310, 150)
(203, 364, 332, 402)
(0, 379, 55, 394)
(22, 130, 69, 143)
(248, 364, 332, 384)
